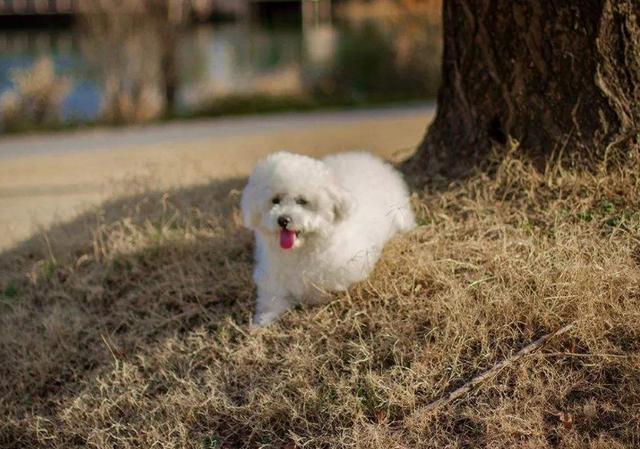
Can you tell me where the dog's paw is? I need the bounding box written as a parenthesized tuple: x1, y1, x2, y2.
(252, 310, 281, 327)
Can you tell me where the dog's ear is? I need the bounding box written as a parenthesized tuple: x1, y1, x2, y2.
(240, 178, 262, 230)
(327, 183, 353, 222)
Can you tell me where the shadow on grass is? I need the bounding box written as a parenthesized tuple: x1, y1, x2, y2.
(0, 177, 255, 445)
(3, 153, 640, 448)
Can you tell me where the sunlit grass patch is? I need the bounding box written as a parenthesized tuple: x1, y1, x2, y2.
(1, 151, 639, 448)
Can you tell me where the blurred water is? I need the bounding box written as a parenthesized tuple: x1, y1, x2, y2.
(0, 31, 101, 122)
(0, 18, 440, 124)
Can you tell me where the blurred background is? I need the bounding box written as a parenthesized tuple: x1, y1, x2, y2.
(0, 0, 441, 132)
(0, 0, 441, 250)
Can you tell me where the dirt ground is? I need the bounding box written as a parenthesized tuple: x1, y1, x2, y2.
(0, 105, 433, 251)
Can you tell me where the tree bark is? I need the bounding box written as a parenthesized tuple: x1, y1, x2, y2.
(160, 31, 179, 115)
(406, 0, 640, 177)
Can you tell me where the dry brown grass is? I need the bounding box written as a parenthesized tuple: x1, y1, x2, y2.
(0, 57, 71, 132)
(1, 147, 639, 448)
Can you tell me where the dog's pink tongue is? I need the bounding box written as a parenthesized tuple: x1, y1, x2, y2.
(280, 230, 296, 249)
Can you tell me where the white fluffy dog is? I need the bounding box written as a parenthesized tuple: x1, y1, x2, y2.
(241, 151, 415, 325)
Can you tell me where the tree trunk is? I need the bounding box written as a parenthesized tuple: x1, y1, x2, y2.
(407, 0, 640, 177)
(160, 33, 179, 116)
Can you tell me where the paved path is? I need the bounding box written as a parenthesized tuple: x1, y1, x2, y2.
(0, 104, 435, 250)
(0, 104, 434, 159)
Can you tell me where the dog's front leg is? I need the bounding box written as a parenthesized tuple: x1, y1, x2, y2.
(253, 284, 291, 326)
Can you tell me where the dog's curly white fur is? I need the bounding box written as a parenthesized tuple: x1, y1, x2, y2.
(241, 151, 415, 325)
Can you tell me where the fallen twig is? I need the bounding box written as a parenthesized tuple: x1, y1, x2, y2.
(412, 322, 575, 416)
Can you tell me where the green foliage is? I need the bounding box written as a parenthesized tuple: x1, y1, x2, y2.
(202, 435, 221, 449)
(2, 283, 19, 301)
(315, 20, 440, 102)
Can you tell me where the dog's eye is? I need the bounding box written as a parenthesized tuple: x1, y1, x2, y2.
(271, 196, 280, 205)
(296, 197, 308, 206)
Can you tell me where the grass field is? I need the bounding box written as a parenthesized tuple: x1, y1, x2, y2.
(1, 146, 639, 448)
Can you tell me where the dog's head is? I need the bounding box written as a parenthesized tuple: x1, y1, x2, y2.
(241, 152, 352, 250)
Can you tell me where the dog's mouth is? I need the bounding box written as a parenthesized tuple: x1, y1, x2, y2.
(279, 229, 300, 250)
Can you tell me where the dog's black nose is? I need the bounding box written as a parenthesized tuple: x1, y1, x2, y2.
(277, 215, 291, 229)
